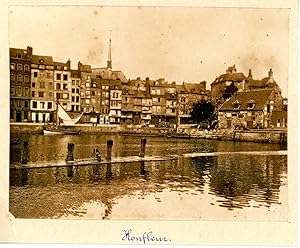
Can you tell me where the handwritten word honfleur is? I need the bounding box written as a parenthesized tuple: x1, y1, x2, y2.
(122, 229, 170, 244)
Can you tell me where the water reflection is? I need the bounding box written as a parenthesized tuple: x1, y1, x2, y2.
(9, 134, 287, 219)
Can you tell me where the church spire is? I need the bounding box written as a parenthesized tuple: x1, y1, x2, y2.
(107, 31, 112, 70)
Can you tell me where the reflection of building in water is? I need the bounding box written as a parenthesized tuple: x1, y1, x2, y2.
(208, 155, 287, 209)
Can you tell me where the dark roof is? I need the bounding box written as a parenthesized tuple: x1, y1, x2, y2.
(184, 83, 205, 94)
(219, 89, 274, 111)
(91, 68, 127, 82)
(32, 55, 53, 65)
(71, 70, 81, 78)
(165, 93, 177, 99)
(211, 72, 246, 85)
(176, 85, 187, 93)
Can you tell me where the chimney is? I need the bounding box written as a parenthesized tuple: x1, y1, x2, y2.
(27, 46, 33, 56)
(78, 61, 82, 71)
(66, 59, 71, 69)
(268, 69, 273, 79)
(233, 64, 236, 73)
(248, 69, 252, 79)
(199, 81, 206, 90)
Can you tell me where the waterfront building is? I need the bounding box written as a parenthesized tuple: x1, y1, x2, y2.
(165, 82, 178, 125)
(109, 80, 122, 124)
(176, 82, 208, 124)
(211, 65, 246, 105)
(54, 60, 72, 112)
(10, 46, 32, 122)
(218, 88, 286, 129)
(121, 85, 135, 125)
(78, 61, 92, 123)
(148, 78, 167, 125)
(70, 70, 81, 113)
(30, 55, 55, 123)
(141, 92, 153, 126)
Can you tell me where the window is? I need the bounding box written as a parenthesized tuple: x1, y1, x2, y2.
(86, 83, 90, 88)
(24, 87, 29, 97)
(56, 83, 61, 90)
(158, 98, 161, 103)
(63, 93, 68, 99)
(32, 82, 35, 88)
(32, 91, 35, 97)
(32, 101, 37, 108)
(47, 102, 52, 109)
(10, 63, 15, 70)
(63, 74, 68, 81)
(226, 112, 232, 118)
(72, 96, 75, 102)
(86, 90, 90, 96)
(24, 111, 28, 120)
(47, 73, 51, 78)
(49, 92, 53, 97)
(233, 100, 240, 109)
(49, 82, 53, 87)
(76, 89, 79, 94)
(71, 105, 75, 111)
(72, 89, 75, 93)
(24, 75, 29, 82)
(34, 71, 38, 77)
(10, 86, 15, 95)
(85, 99, 90, 104)
(11, 74, 15, 81)
(72, 80, 75, 85)
(56, 74, 61, 80)
(76, 96, 79, 102)
(63, 84, 68, 90)
(40, 81, 45, 88)
(38, 92, 44, 97)
(56, 93, 61, 99)
(91, 91, 95, 96)
(24, 65, 30, 71)
(39, 102, 45, 109)
(17, 86, 22, 96)
(17, 64, 23, 71)
(18, 75, 23, 82)
(24, 101, 29, 108)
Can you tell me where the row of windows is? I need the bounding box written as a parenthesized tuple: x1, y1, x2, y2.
(32, 101, 53, 110)
(11, 74, 30, 83)
(56, 73, 69, 81)
(71, 96, 80, 103)
(72, 80, 80, 86)
(10, 86, 30, 97)
(56, 83, 68, 90)
(32, 81, 53, 88)
(56, 93, 69, 100)
(11, 100, 29, 109)
(33, 71, 52, 78)
(71, 105, 80, 111)
(11, 63, 30, 71)
(32, 91, 53, 98)
(71, 88, 80, 94)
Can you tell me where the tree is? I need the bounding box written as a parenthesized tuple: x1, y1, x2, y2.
(190, 100, 215, 124)
(223, 82, 238, 100)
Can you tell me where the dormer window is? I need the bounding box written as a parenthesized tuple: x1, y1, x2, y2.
(232, 100, 240, 109)
(247, 99, 255, 109)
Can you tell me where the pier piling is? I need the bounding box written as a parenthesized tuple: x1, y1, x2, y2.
(21, 141, 29, 164)
(66, 143, 75, 162)
(139, 138, 147, 158)
(106, 140, 113, 160)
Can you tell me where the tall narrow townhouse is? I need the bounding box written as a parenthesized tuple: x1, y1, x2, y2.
(54, 60, 72, 112)
(9, 46, 32, 122)
(70, 70, 81, 116)
(109, 80, 122, 124)
(78, 61, 92, 123)
(30, 55, 55, 123)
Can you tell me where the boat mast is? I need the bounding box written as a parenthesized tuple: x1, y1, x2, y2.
(56, 101, 59, 126)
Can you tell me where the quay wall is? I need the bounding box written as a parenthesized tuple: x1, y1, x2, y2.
(10, 123, 287, 144)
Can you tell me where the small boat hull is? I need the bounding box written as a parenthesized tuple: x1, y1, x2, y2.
(43, 127, 80, 135)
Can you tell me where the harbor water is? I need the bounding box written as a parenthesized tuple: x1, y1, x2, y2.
(9, 133, 288, 220)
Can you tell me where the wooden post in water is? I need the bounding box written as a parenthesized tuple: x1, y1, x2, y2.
(21, 141, 29, 164)
(66, 143, 74, 161)
(139, 138, 147, 158)
(106, 140, 113, 160)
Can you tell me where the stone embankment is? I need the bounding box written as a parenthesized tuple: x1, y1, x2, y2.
(10, 123, 287, 144)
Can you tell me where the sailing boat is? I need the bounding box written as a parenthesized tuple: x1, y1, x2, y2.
(43, 102, 83, 135)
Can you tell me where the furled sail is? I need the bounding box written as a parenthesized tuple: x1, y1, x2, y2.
(57, 102, 83, 126)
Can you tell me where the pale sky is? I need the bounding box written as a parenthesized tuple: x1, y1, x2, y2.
(9, 6, 289, 96)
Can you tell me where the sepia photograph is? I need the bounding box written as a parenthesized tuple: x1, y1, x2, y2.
(1, 0, 297, 245)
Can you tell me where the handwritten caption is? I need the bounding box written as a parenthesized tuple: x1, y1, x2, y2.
(122, 229, 171, 244)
